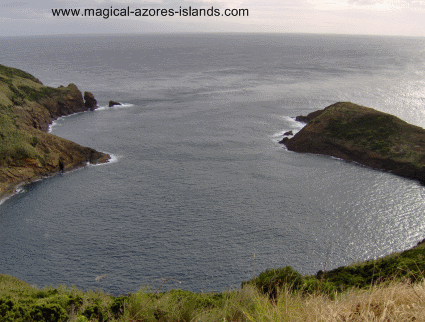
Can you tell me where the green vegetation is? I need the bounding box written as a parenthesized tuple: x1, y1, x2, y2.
(1, 241, 425, 321)
(325, 114, 397, 154)
(0, 64, 62, 166)
(245, 241, 425, 298)
(0, 111, 42, 165)
(242, 266, 337, 300)
(0, 275, 112, 322)
(0, 65, 40, 83)
(284, 102, 425, 181)
(0, 64, 69, 109)
(0, 64, 109, 197)
(17, 85, 59, 102)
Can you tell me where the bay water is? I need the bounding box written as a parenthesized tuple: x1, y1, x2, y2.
(0, 33, 425, 294)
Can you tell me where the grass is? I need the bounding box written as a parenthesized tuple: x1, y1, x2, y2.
(0, 111, 42, 165)
(0, 64, 60, 167)
(2, 274, 425, 321)
(325, 114, 398, 154)
(0, 64, 72, 109)
(0, 65, 40, 83)
(1, 241, 425, 321)
(0, 64, 110, 198)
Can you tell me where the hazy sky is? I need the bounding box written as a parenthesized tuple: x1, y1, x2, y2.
(1, 0, 424, 37)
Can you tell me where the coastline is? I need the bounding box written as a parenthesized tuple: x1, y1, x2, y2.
(0, 64, 111, 200)
(0, 150, 112, 204)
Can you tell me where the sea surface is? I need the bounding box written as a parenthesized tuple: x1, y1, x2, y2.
(1, 33, 425, 294)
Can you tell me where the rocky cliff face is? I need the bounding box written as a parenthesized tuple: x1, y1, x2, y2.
(0, 64, 110, 198)
(283, 102, 425, 183)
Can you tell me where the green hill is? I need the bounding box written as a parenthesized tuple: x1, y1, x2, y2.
(0, 64, 109, 198)
(283, 102, 425, 183)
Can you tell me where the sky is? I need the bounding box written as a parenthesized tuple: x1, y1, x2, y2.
(0, 0, 424, 37)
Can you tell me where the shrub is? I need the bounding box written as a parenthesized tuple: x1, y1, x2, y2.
(0, 297, 30, 322)
(243, 266, 304, 298)
(83, 303, 106, 321)
(109, 295, 127, 318)
(29, 303, 68, 322)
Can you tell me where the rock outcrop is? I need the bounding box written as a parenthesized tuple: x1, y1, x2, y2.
(295, 110, 324, 124)
(283, 102, 425, 183)
(108, 100, 121, 107)
(0, 64, 110, 198)
(84, 91, 97, 110)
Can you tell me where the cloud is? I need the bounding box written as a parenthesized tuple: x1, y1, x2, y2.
(0, 0, 424, 36)
(0, 2, 28, 7)
(307, 0, 425, 11)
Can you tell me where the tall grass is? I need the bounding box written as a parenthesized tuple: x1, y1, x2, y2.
(2, 273, 425, 321)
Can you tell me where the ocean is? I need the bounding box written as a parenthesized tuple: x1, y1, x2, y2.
(0, 33, 425, 294)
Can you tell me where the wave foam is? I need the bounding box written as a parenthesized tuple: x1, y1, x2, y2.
(48, 103, 134, 132)
(88, 153, 121, 167)
(48, 110, 86, 133)
(95, 103, 134, 111)
(281, 116, 306, 129)
(271, 115, 307, 141)
(48, 120, 58, 133)
(0, 186, 26, 205)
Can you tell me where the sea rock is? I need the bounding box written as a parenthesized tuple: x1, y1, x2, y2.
(108, 100, 121, 107)
(84, 91, 97, 110)
(295, 115, 309, 123)
(278, 137, 289, 144)
(283, 131, 293, 136)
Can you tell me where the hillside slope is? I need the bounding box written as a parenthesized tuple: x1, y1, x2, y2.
(0, 64, 109, 198)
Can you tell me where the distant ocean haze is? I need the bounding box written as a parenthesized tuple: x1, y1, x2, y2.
(0, 34, 425, 294)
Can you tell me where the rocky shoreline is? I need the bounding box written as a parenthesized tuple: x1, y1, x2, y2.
(281, 102, 425, 183)
(0, 64, 110, 199)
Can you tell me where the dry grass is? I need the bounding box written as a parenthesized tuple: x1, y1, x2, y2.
(2, 273, 425, 321)
(234, 281, 425, 322)
(117, 281, 425, 322)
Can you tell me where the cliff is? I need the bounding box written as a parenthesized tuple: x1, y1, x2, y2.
(0, 64, 110, 198)
(283, 102, 425, 183)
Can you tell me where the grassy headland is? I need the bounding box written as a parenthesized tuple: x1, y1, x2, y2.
(0, 64, 109, 198)
(283, 102, 425, 183)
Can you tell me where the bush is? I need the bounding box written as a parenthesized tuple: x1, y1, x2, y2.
(83, 303, 106, 321)
(0, 297, 30, 322)
(243, 266, 304, 298)
(303, 277, 337, 299)
(109, 295, 127, 318)
(29, 303, 68, 322)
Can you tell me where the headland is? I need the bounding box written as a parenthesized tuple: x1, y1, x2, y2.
(0, 64, 110, 199)
(282, 102, 425, 183)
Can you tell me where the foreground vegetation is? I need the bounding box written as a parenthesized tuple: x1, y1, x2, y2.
(2, 241, 425, 321)
(3, 275, 425, 322)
